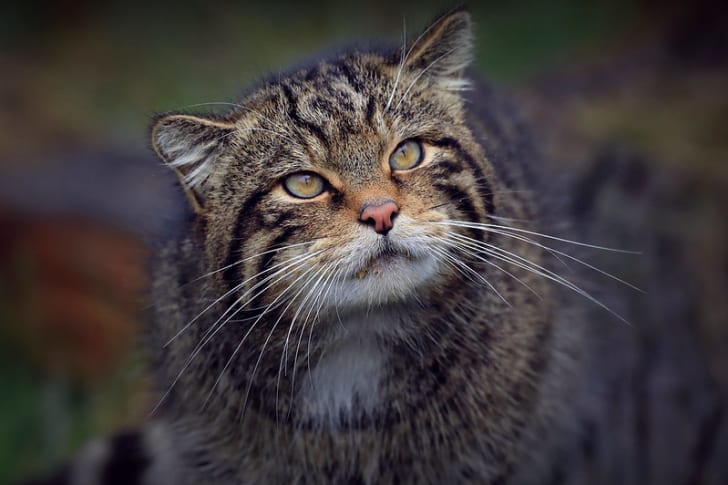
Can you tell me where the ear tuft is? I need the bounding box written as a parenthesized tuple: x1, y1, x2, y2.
(405, 9, 474, 90)
(152, 115, 234, 211)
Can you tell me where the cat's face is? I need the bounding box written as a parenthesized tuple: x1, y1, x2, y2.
(152, 11, 494, 331)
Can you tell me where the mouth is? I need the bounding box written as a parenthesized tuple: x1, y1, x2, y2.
(329, 240, 440, 309)
(354, 245, 417, 279)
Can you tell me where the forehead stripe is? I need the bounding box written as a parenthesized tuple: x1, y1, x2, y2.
(365, 97, 377, 127)
(281, 83, 330, 150)
(331, 60, 365, 93)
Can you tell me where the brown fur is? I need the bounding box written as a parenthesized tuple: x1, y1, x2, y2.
(148, 9, 579, 484)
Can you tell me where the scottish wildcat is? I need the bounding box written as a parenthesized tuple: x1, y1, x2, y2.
(28, 8, 622, 485)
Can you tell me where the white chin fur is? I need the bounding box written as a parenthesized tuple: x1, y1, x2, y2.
(299, 214, 446, 311)
(292, 223, 444, 425)
(298, 312, 394, 427)
(331, 253, 440, 309)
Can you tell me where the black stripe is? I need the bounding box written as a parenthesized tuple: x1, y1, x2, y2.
(432, 158, 463, 176)
(431, 137, 496, 216)
(333, 60, 365, 93)
(304, 64, 322, 82)
(390, 176, 405, 190)
(433, 182, 481, 232)
(330, 190, 345, 207)
(365, 97, 377, 127)
(255, 226, 300, 284)
(101, 431, 149, 485)
(312, 94, 355, 136)
(281, 83, 330, 150)
(266, 210, 293, 228)
(249, 225, 301, 308)
(222, 189, 266, 287)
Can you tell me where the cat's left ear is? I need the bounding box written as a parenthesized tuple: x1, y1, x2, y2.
(151, 114, 235, 213)
(404, 8, 474, 90)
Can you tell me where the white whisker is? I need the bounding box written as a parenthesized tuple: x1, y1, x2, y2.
(436, 221, 642, 292)
(429, 236, 542, 299)
(190, 240, 317, 282)
(164, 246, 320, 348)
(278, 261, 334, 395)
(239, 262, 332, 421)
(384, 17, 407, 112)
(435, 221, 640, 253)
(204, 260, 324, 412)
(430, 245, 510, 306)
(444, 231, 630, 325)
(180, 101, 292, 135)
(151, 249, 324, 415)
(285, 263, 340, 417)
(393, 47, 457, 113)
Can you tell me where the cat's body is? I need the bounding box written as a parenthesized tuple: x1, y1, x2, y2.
(24, 9, 727, 485)
(145, 56, 580, 483)
(24, 10, 586, 484)
(143, 12, 578, 483)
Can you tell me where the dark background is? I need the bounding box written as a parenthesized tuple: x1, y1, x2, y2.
(1, 0, 726, 482)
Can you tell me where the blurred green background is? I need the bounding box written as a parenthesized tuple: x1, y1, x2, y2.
(0, 0, 638, 152)
(1, 0, 726, 482)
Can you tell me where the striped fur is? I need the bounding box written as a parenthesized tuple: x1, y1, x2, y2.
(145, 10, 566, 483)
(25, 9, 573, 484)
(28, 8, 726, 485)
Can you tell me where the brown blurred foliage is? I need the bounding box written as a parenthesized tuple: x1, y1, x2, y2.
(0, 213, 147, 380)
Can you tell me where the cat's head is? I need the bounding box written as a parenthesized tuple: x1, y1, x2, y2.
(151, 9, 496, 324)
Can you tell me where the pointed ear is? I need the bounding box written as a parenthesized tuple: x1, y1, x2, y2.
(405, 9, 474, 90)
(151, 114, 235, 213)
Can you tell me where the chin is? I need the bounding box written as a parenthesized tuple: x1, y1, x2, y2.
(326, 253, 442, 310)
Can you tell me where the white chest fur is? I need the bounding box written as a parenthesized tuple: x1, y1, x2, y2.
(298, 312, 398, 426)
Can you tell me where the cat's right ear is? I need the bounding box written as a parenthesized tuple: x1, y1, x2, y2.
(151, 114, 235, 213)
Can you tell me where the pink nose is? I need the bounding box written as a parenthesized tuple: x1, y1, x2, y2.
(359, 201, 399, 235)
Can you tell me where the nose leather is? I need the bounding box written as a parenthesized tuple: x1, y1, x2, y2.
(359, 201, 399, 235)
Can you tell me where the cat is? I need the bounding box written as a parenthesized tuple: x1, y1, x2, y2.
(143, 9, 572, 483)
(24, 7, 727, 485)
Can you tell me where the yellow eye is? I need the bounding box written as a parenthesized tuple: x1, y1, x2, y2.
(283, 172, 326, 199)
(389, 140, 424, 171)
